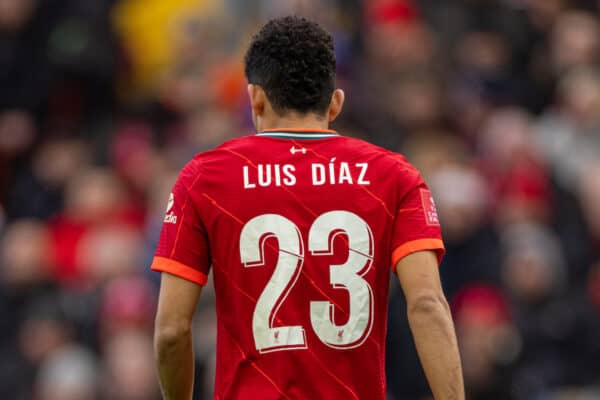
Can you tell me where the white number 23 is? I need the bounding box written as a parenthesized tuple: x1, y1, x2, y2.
(239, 211, 374, 353)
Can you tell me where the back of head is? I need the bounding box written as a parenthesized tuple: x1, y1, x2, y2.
(244, 16, 336, 116)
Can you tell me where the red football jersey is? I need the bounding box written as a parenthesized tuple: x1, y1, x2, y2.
(152, 129, 444, 400)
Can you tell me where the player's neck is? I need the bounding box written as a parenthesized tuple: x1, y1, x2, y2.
(257, 112, 330, 132)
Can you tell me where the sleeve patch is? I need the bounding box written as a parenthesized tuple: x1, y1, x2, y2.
(420, 189, 440, 226)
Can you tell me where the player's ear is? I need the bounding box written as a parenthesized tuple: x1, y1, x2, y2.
(247, 84, 266, 118)
(327, 89, 345, 122)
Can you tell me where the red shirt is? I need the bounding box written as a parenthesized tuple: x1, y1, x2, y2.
(152, 129, 444, 400)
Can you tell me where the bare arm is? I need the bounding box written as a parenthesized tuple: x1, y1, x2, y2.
(154, 272, 203, 400)
(396, 251, 464, 400)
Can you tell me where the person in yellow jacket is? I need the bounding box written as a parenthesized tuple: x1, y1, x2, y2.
(112, 0, 215, 97)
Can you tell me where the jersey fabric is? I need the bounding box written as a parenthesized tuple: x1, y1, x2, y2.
(151, 129, 445, 400)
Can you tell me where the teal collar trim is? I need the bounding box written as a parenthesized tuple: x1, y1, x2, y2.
(257, 130, 339, 139)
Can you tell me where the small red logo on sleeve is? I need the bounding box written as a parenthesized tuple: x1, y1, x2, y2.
(420, 189, 440, 226)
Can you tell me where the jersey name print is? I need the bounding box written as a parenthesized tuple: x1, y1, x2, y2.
(151, 129, 445, 399)
(242, 161, 370, 189)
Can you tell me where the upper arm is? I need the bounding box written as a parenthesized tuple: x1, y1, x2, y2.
(156, 272, 203, 331)
(396, 250, 445, 304)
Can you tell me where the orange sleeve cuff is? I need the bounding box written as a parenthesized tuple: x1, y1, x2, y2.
(151, 256, 208, 286)
(391, 238, 445, 271)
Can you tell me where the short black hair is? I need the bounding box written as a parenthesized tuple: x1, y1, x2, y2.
(244, 16, 336, 116)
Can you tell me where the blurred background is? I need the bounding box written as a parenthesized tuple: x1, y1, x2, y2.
(1, 0, 599, 399)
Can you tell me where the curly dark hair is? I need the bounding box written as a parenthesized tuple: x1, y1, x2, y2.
(244, 16, 336, 116)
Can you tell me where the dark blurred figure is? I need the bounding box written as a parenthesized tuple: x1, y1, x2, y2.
(500, 223, 579, 399)
(452, 284, 518, 400)
(101, 329, 160, 400)
(0, 220, 60, 399)
(0, 0, 50, 111)
(7, 138, 87, 220)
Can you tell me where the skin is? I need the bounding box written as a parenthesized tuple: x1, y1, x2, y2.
(154, 85, 464, 399)
(246, 84, 345, 132)
(396, 251, 465, 400)
(155, 273, 201, 400)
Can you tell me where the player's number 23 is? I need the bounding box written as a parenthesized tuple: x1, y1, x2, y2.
(240, 211, 374, 353)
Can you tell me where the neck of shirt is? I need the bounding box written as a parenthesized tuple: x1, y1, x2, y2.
(256, 128, 339, 139)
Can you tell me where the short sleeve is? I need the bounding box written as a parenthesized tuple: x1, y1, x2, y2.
(151, 162, 210, 285)
(391, 173, 445, 271)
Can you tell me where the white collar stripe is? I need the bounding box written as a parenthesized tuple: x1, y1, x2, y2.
(257, 132, 338, 138)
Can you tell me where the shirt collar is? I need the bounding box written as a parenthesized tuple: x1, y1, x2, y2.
(256, 128, 339, 139)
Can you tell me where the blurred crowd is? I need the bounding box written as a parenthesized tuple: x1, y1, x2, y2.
(1, 0, 600, 399)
